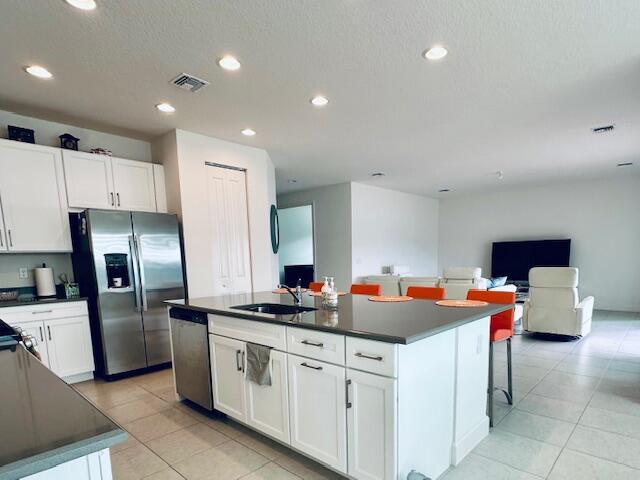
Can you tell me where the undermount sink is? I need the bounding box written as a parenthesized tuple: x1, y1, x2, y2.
(231, 303, 317, 315)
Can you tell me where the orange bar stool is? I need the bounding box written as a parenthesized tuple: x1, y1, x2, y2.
(467, 289, 516, 427)
(308, 281, 324, 292)
(350, 283, 382, 296)
(406, 286, 445, 300)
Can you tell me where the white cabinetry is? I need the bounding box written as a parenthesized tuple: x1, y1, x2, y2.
(45, 316, 95, 378)
(23, 448, 113, 480)
(2, 301, 95, 383)
(209, 334, 290, 443)
(347, 370, 397, 480)
(288, 353, 347, 472)
(153, 164, 167, 213)
(210, 335, 246, 421)
(63, 151, 158, 212)
(0, 139, 71, 252)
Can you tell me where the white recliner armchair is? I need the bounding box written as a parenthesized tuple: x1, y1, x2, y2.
(523, 267, 594, 337)
(440, 267, 488, 300)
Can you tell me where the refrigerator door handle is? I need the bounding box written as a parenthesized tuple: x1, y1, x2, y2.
(134, 234, 148, 312)
(129, 235, 143, 312)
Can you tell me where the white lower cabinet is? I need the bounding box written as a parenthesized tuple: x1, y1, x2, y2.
(3, 301, 95, 383)
(23, 448, 112, 480)
(288, 353, 347, 473)
(210, 335, 246, 421)
(347, 370, 397, 480)
(44, 317, 94, 378)
(245, 349, 290, 444)
(209, 334, 290, 443)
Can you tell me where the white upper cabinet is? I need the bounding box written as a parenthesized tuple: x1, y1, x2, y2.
(63, 151, 160, 212)
(62, 151, 115, 209)
(110, 157, 156, 212)
(153, 164, 167, 213)
(0, 140, 71, 252)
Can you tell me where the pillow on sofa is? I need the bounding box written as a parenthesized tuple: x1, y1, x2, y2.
(487, 276, 508, 289)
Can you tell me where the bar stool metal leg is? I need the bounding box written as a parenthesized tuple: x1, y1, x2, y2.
(488, 340, 494, 427)
(507, 337, 513, 405)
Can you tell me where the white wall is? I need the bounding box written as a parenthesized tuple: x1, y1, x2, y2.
(438, 176, 640, 311)
(154, 129, 278, 298)
(350, 183, 440, 282)
(278, 183, 352, 291)
(278, 205, 314, 283)
(0, 109, 152, 162)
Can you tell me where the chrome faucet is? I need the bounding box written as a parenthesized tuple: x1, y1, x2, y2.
(278, 279, 302, 306)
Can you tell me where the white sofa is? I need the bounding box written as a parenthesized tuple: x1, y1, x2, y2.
(523, 267, 594, 337)
(399, 276, 440, 295)
(439, 267, 489, 300)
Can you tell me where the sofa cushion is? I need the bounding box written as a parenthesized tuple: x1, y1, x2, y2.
(443, 267, 482, 280)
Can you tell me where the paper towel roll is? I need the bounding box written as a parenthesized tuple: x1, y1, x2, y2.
(35, 267, 56, 298)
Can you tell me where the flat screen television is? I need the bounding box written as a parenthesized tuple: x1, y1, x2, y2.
(491, 239, 571, 282)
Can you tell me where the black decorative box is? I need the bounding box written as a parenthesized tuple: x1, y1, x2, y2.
(8, 125, 35, 143)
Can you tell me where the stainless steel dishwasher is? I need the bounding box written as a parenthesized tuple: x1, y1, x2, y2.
(169, 307, 213, 410)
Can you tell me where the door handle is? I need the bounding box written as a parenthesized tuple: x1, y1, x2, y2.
(47, 326, 52, 341)
(7, 229, 12, 247)
(346, 379, 352, 408)
(235, 350, 242, 371)
(116, 192, 121, 207)
(134, 235, 148, 311)
(301, 339, 324, 348)
(32, 310, 53, 314)
(129, 235, 142, 312)
(301, 362, 322, 371)
(110, 192, 115, 206)
(39, 326, 44, 342)
(354, 352, 384, 361)
(0, 229, 3, 247)
(241, 351, 245, 373)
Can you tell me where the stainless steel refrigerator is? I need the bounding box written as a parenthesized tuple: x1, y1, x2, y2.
(70, 209, 185, 378)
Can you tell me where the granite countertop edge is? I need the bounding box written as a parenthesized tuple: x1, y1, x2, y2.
(0, 297, 88, 308)
(165, 299, 510, 344)
(0, 429, 127, 480)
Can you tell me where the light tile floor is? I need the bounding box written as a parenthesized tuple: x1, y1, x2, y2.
(73, 310, 640, 480)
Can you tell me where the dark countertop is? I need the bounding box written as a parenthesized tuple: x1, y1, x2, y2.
(166, 292, 512, 344)
(0, 297, 88, 308)
(0, 347, 126, 480)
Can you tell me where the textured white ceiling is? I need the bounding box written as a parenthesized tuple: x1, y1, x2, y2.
(0, 0, 639, 197)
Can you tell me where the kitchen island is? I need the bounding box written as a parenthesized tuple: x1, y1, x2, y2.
(167, 292, 511, 480)
(0, 346, 126, 480)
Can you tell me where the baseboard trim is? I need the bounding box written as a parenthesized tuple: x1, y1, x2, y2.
(451, 415, 489, 465)
(63, 371, 94, 384)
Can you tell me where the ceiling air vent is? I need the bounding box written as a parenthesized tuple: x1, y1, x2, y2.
(592, 124, 615, 134)
(170, 73, 209, 93)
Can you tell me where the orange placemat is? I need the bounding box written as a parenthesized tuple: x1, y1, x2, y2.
(436, 299, 489, 307)
(368, 295, 414, 302)
(308, 291, 347, 296)
(272, 287, 307, 294)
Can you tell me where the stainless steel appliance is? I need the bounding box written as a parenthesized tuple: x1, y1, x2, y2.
(169, 307, 213, 410)
(70, 210, 185, 378)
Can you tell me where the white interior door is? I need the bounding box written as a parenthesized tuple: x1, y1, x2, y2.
(288, 353, 347, 473)
(245, 349, 290, 443)
(62, 151, 115, 209)
(0, 141, 71, 252)
(44, 317, 95, 378)
(111, 157, 156, 212)
(347, 370, 397, 480)
(207, 166, 252, 294)
(209, 334, 246, 421)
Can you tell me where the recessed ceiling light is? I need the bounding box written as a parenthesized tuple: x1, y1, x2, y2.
(310, 95, 329, 107)
(64, 0, 97, 10)
(287, 179, 298, 184)
(617, 162, 633, 167)
(423, 46, 448, 60)
(371, 172, 386, 177)
(241, 128, 256, 136)
(218, 56, 241, 71)
(155, 103, 175, 113)
(438, 188, 450, 193)
(25, 65, 53, 79)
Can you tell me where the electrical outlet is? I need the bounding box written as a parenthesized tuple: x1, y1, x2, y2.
(19, 268, 28, 279)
